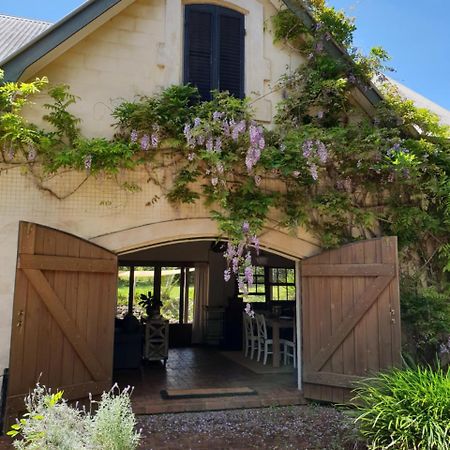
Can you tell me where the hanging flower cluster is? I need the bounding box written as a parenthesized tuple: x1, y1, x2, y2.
(302, 139, 328, 180)
(246, 123, 265, 172)
(244, 303, 255, 318)
(130, 128, 159, 150)
(183, 114, 266, 177)
(223, 221, 260, 295)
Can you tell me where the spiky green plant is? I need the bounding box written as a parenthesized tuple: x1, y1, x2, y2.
(351, 366, 450, 449)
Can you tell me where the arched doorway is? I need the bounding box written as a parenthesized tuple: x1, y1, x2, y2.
(113, 238, 304, 414)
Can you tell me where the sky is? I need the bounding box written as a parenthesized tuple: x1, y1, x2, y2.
(1, 0, 449, 110)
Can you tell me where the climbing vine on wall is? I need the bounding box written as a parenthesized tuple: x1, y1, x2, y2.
(1, 1, 449, 307)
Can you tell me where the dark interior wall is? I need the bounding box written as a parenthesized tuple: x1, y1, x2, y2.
(119, 241, 211, 263)
(119, 240, 295, 267)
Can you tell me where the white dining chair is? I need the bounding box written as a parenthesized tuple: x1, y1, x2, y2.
(280, 318, 296, 368)
(242, 312, 258, 359)
(255, 313, 275, 365)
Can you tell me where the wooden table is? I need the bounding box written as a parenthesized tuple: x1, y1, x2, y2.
(266, 317, 294, 368)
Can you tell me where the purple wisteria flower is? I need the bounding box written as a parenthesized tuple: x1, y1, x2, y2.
(302, 139, 328, 181)
(27, 145, 37, 162)
(214, 137, 222, 152)
(84, 154, 92, 171)
(232, 257, 239, 274)
(242, 221, 250, 234)
(317, 111, 324, 119)
(197, 134, 205, 146)
(316, 140, 328, 163)
(224, 269, 231, 282)
(244, 303, 255, 318)
(245, 147, 261, 172)
(194, 117, 201, 127)
(151, 133, 159, 148)
(231, 120, 246, 141)
(206, 137, 214, 152)
(309, 163, 318, 180)
(251, 235, 260, 254)
(302, 140, 313, 158)
(130, 130, 139, 143)
(140, 134, 150, 151)
(213, 111, 224, 121)
(244, 265, 254, 286)
(222, 120, 231, 137)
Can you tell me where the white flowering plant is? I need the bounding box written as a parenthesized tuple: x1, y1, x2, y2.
(7, 383, 140, 450)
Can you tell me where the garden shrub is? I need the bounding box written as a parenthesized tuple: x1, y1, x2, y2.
(8, 383, 140, 450)
(351, 366, 450, 450)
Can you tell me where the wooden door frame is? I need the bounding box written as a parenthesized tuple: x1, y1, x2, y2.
(295, 259, 302, 390)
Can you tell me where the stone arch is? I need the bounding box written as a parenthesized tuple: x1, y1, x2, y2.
(90, 217, 321, 259)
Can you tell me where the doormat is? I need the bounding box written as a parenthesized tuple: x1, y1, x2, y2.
(160, 387, 257, 400)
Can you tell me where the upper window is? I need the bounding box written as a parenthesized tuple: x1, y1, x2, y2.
(184, 4, 245, 101)
(238, 267, 296, 302)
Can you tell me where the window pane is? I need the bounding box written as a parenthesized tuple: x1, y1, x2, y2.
(134, 266, 155, 318)
(185, 267, 195, 324)
(117, 266, 130, 318)
(161, 267, 181, 324)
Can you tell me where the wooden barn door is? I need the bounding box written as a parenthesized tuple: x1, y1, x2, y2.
(301, 237, 401, 402)
(5, 222, 117, 423)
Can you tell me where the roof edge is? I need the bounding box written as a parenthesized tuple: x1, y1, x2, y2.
(281, 0, 384, 110)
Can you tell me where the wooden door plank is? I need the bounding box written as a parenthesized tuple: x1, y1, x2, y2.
(74, 241, 91, 383)
(363, 240, 380, 373)
(303, 371, 363, 388)
(61, 237, 80, 386)
(382, 237, 402, 367)
(18, 254, 117, 273)
(309, 275, 393, 372)
(48, 230, 69, 387)
(302, 264, 395, 277)
(319, 251, 333, 401)
(340, 243, 355, 378)
(22, 268, 107, 381)
(19, 227, 44, 393)
(329, 248, 344, 403)
(352, 242, 368, 378)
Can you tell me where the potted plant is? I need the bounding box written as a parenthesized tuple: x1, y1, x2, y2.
(139, 291, 163, 319)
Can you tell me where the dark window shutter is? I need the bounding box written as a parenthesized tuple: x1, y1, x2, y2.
(184, 8, 213, 101)
(218, 12, 244, 98)
(184, 5, 245, 100)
